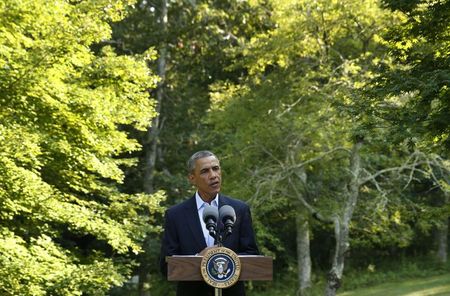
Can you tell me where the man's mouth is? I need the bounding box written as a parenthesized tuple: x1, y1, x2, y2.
(210, 181, 220, 188)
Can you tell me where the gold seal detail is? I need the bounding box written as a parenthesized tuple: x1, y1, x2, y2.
(200, 247, 241, 289)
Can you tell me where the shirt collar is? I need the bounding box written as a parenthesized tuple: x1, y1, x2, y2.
(195, 192, 219, 210)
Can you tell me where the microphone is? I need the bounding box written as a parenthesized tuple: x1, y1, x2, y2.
(219, 205, 236, 236)
(202, 204, 219, 240)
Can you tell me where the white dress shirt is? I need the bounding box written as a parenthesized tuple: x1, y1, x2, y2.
(195, 192, 219, 247)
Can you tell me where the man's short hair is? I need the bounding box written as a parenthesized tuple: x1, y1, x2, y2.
(187, 150, 218, 174)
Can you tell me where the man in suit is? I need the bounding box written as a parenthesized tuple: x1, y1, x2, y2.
(160, 150, 259, 296)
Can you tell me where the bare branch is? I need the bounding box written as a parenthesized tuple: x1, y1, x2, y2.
(288, 176, 334, 224)
(360, 161, 429, 186)
(289, 147, 351, 171)
(360, 150, 450, 194)
(259, 144, 285, 168)
(276, 97, 304, 119)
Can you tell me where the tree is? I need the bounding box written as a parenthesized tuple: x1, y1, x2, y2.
(110, 1, 274, 293)
(111, 0, 274, 198)
(0, 1, 164, 294)
(365, 0, 450, 155)
(364, 0, 450, 264)
(206, 0, 400, 295)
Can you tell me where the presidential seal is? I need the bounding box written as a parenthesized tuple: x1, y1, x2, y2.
(200, 247, 241, 289)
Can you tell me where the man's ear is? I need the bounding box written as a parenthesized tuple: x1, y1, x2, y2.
(188, 173, 195, 185)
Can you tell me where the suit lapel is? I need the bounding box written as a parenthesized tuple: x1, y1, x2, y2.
(218, 194, 230, 231)
(184, 195, 207, 251)
(218, 194, 228, 208)
(219, 194, 241, 227)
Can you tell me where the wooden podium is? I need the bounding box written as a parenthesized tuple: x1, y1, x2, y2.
(167, 254, 273, 282)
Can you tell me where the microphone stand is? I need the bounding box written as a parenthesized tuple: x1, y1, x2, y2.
(206, 213, 235, 296)
(215, 285, 222, 296)
(214, 232, 223, 296)
(213, 228, 228, 296)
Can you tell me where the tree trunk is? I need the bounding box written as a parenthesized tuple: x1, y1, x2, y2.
(137, 275, 151, 296)
(436, 219, 448, 264)
(436, 193, 449, 264)
(139, 0, 168, 295)
(325, 140, 362, 296)
(296, 213, 311, 296)
(142, 0, 167, 194)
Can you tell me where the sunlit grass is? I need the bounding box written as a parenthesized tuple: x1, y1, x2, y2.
(338, 273, 450, 296)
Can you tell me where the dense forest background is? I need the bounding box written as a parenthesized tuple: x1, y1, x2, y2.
(0, 0, 449, 295)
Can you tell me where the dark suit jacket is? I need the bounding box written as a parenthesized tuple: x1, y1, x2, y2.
(160, 194, 259, 296)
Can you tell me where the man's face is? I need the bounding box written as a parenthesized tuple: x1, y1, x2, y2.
(189, 156, 222, 202)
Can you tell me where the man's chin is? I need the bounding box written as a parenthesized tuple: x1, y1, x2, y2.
(209, 185, 221, 193)
(209, 190, 220, 197)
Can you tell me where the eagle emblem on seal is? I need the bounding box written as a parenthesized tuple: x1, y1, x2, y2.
(212, 257, 231, 279)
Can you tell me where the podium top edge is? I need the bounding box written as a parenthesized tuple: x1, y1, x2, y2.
(167, 255, 272, 258)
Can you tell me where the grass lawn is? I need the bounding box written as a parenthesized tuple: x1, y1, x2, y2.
(338, 273, 450, 296)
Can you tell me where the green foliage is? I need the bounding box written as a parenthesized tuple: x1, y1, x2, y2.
(1, 1, 448, 295)
(110, 0, 275, 198)
(366, 0, 450, 155)
(0, 230, 124, 295)
(248, 270, 328, 296)
(205, 0, 399, 272)
(0, 0, 164, 294)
